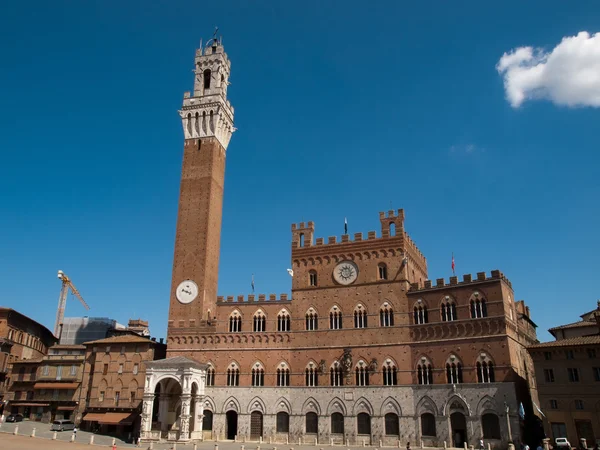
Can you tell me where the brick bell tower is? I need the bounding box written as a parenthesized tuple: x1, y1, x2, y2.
(167, 37, 235, 341)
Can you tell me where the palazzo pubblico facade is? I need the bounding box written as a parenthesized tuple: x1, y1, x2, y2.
(139, 37, 541, 447)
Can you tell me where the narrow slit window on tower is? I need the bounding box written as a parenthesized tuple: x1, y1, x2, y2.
(203, 69, 211, 90)
(378, 263, 388, 280)
(309, 270, 318, 287)
(390, 222, 396, 236)
(299, 233, 305, 247)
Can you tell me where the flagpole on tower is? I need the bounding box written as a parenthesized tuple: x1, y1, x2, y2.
(344, 217, 348, 235)
(451, 253, 455, 276)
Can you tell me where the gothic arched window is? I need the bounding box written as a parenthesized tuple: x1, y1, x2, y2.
(417, 357, 434, 385)
(305, 361, 319, 387)
(441, 297, 457, 322)
(382, 359, 398, 386)
(445, 355, 463, 384)
(470, 292, 488, 318)
(229, 310, 242, 333)
(355, 360, 369, 386)
(330, 361, 343, 386)
(414, 301, 428, 324)
(305, 307, 318, 331)
(354, 304, 367, 328)
(253, 310, 266, 332)
(276, 362, 290, 387)
(226, 362, 239, 386)
(251, 362, 265, 386)
(477, 353, 495, 383)
(380, 302, 394, 327)
(277, 309, 291, 332)
(330, 306, 343, 330)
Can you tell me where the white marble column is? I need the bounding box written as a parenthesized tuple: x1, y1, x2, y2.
(191, 395, 205, 439)
(179, 393, 192, 441)
(140, 393, 155, 438)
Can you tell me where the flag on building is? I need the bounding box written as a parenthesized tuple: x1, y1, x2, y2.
(251, 274, 255, 293)
(344, 217, 348, 235)
(518, 402, 525, 420)
(451, 253, 455, 275)
(287, 269, 294, 277)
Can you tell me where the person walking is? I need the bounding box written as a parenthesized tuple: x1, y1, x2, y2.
(480, 438, 485, 450)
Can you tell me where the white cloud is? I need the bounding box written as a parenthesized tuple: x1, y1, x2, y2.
(496, 31, 600, 108)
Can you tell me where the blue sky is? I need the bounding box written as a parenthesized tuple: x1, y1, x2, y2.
(1, 1, 599, 342)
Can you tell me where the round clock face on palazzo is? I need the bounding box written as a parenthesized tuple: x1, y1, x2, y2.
(176, 280, 198, 304)
(333, 261, 359, 285)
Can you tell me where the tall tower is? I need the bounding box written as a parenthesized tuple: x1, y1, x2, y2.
(167, 37, 234, 339)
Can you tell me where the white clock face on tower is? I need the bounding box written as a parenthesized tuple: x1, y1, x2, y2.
(333, 261, 359, 285)
(176, 280, 198, 304)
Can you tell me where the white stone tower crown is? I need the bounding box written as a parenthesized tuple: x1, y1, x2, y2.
(179, 37, 235, 149)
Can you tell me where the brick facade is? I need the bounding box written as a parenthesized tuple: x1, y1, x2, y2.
(79, 334, 166, 439)
(0, 307, 56, 407)
(159, 39, 543, 447)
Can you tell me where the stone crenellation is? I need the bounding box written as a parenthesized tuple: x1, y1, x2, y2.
(408, 269, 512, 291)
(217, 294, 290, 304)
(291, 212, 425, 262)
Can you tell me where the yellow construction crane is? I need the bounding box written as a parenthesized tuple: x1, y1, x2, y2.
(54, 270, 90, 338)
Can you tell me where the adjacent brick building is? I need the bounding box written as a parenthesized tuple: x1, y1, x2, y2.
(7, 344, 86, 422)
(0, 307, 56, 409)
(80, 334, 166, 440)
(528, 302, 600, 446)
(138, 37, 544, 447)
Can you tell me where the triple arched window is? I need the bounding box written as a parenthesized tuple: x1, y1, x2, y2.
(276, 362, 290, 387)
(253, 310, 266, 332)
(206, 364, 215, 386)
(305, 361, 319, 387)
(277, 309, 291, 332)
(441, 297, 457, 322)
(417, 358, 434, 385)
(305, 308, 318, 331)
(226, 362, 240, 386)
(229, 311, 242, 332)
(330, 306, 343, 330)
(382, 359, 398, 386)
(330, 361, 343, 386)
(414, 302, 428, 324)
(251, 363, 265, 387)
(355, 360, 369, 386)
(354, 304, 367, 328)
(470, 293, 487, 318)
(380, 303, 394, 327)
(446, 356, 463, 384)
(477, 354, 495, 383)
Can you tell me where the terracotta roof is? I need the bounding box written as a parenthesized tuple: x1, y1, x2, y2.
(549, 320, 596, 331)
(528, 335, 600, 349)
(83, 334, 154, 345)
(146, 356, 207, 369)
(12, 358, 43, 364)
(50, 344, 86, 349)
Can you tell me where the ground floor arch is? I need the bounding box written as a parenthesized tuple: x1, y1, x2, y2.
(226, 410, 238, 440)
(250, 411, 263, 440)
(450, 412, 467, 448)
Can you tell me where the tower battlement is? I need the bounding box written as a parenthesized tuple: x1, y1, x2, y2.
(407, 269, 512, 292)
(290, 210, 424, 261)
